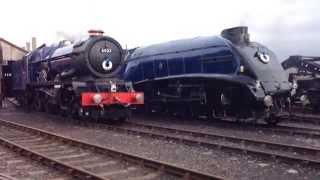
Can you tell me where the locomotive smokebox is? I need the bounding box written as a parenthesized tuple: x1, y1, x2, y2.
(28, 32, 125, 80)
(76, 36, 124, 78)
(221, 26, 250, 45)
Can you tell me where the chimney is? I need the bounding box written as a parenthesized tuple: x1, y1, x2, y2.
(221, 26, 250, 45)
(31, 37, 37, 50)
(88, 30, 104, 37)
(26, 42, 31, 51)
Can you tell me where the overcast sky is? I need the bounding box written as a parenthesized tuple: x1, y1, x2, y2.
(0, 0, 319, 60)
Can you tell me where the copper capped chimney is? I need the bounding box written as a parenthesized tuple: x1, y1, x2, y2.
(88, 30, 104, 37)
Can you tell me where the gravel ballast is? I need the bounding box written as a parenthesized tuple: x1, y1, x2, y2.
(0, 108, 319, 180)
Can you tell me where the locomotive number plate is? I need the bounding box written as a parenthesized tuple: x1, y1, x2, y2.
(100, 48, 112, 53)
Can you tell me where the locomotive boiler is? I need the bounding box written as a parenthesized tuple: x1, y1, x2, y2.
(123, 27, 292, 124)
(11, 30, 144, 122)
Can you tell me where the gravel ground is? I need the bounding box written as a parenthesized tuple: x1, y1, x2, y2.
(287, 113, 320, 127)
(130, 115, 320, 148)
(0, 108, 319, 180)
(123, 123, 320, 161)
(0, 142, 73, 180)
(283, 121, 320, 131)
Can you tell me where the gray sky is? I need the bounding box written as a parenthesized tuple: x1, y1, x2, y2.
(0, 0, 319, 60)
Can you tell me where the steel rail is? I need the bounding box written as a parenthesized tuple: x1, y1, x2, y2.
(0, 118, 224, 180)
(94, 121, 320, 168)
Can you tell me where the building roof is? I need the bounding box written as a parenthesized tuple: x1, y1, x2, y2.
(0, 38, 28, 53)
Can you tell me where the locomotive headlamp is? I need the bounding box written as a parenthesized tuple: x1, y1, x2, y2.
(221, 93, 230, 105)
(290, 81, 298, 96)
(292, 81, 298, 89)
(255, 80, 262, 90)
(135, 93, 144, 103)
(111, 83, 117, 92)
(240, 65, 244, 73)
(300, 95, 310, 106)
(264, 95, 273, 107)
(93, 94, 103, 104)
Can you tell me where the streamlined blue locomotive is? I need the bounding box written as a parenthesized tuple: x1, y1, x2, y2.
(123, 27, 292, 124)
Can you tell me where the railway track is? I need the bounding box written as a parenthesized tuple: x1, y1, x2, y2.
(134, 115, 320, 139)
(8, 96, 320, 127)
(287, 113, 320, 125)
(282, 105, 320, 125)
(0, 118, 224, 180)
(291, 105, 318, 115)
(127, 120, 320, 141)
(276, 123, 320, 136)
(132, 113, 320, 139)
(206, 120, 320, 139)
(7, 98, 320, 138)
(92, 121, 320, 169)
(0, 143, 73, 180)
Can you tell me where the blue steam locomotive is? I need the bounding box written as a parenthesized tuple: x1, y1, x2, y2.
(123, 27, 292, 124)
(10, 30, 144, 122)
